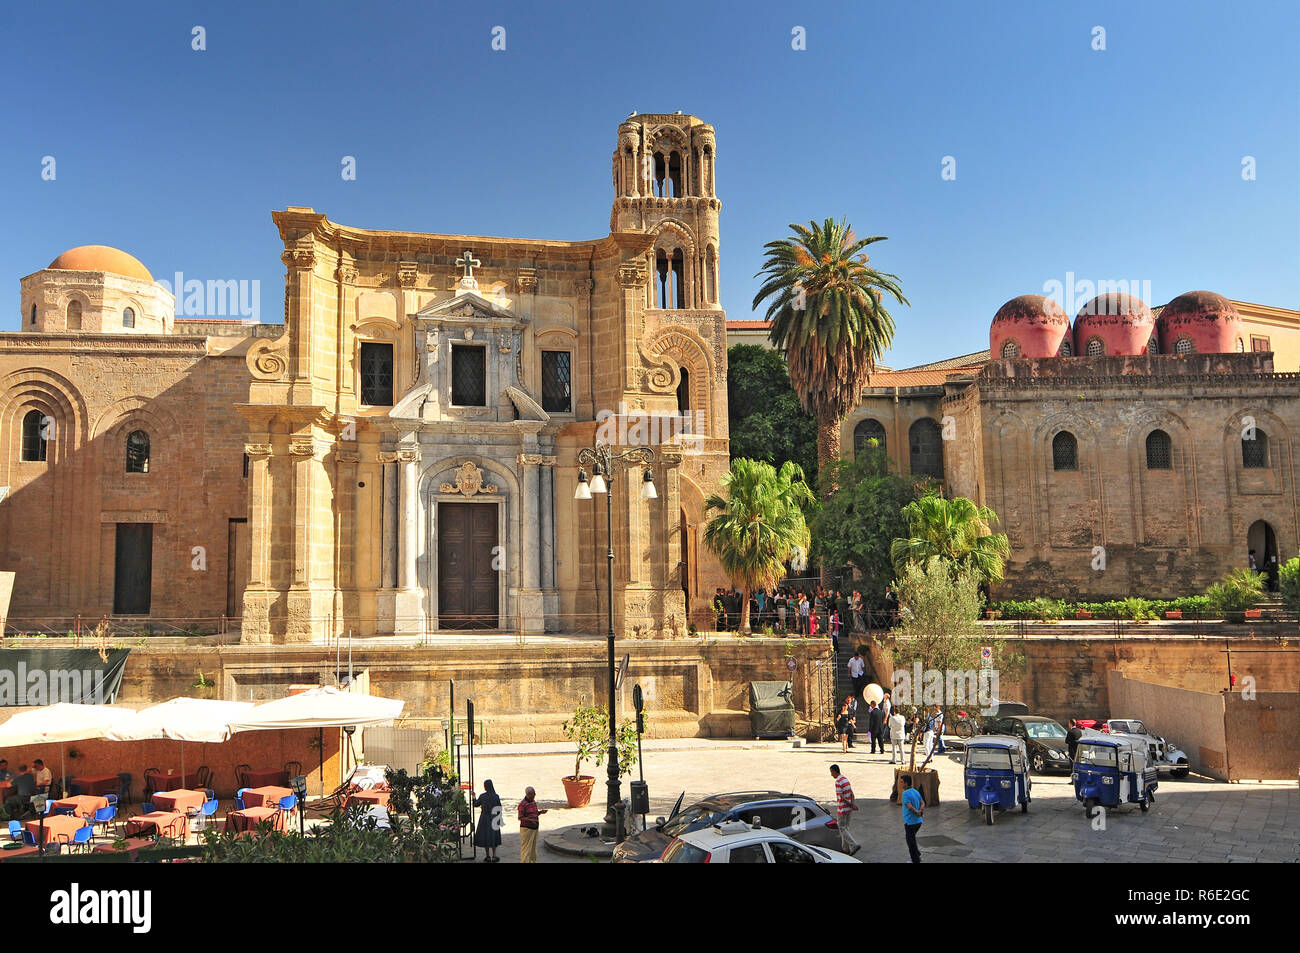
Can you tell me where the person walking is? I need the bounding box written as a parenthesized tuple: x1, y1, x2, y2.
(472, 779, 503, 862)
(836, 700, 856, 754)
(842, 694, 859, 748)
(851, 590, 865, 634)
(517, 786, 548, 863)
(900, 773, 924, 863)
(867, 700, 885, 755)
(880, 691, 893, 739)
(829, 609, 841, 652)
(888, 707, 906, 764)
(1066, 718, 1084, 762)
(847, 650, 866, 702)
(829, 765, 861, 856)
(931, 706, 947, 755)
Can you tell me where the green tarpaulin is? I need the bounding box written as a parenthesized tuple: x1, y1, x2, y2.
(749, 681, 795, 737)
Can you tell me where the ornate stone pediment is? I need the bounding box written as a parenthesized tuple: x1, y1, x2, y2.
(416, 290, 521, 324)
(439, 461, 500, 497)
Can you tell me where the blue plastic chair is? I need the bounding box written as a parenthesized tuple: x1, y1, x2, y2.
(201, 798, 219, 817)
(92, 805, 116, 838)
(21, 829, 37, 846)
(278, 794, 298, 812)
(142, 801, 156, 815)
(203, 789, 216, 803)
(8, 820, 22, 842)
(235, 788, 250, 811)
(105, 794, 118, 806)
(69, 824, 94, 853)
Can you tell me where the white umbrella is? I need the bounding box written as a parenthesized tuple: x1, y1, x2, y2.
(106, 697, 254, 788)
(228, 687, 404, 792)
(0, 703, 138, 795)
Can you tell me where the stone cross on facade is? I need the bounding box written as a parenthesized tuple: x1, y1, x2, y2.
(456, 250, 480, 279)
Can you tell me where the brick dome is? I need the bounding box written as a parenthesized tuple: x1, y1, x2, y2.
(48, 245, 153, 283)
(990, 294, 1070, 359)
(1158, 290, 1243, 355)
(1074, 293, 1154, 357)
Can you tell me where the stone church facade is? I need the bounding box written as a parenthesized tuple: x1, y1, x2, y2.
(1, 113, 731, 642)
(843, 292, 1300, 599)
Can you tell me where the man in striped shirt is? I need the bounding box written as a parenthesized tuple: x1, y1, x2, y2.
(829, 765, 861, 856)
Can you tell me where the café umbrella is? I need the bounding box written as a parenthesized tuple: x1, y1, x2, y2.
(227, 687, 405, 790)
(105, 697, 254, 789)
(0, 703, 138, 795)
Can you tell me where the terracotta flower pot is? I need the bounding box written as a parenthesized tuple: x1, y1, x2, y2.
(1075, 610, 1092, 619)
(1165, 610, 1182, 619)
(1244, 609, 1263, 619)
(562, 775, 596, 808)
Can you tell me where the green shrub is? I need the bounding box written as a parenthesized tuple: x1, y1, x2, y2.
(1119, 597, 1156, 620)
(1280, 557, 1300, 615)
(1205, 568, 1265, 617)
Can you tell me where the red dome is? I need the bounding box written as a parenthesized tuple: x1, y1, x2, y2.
(1074, 293, 1155, 356)
(990, 294, 1070, 358)
(1158, 291, 1243, 355)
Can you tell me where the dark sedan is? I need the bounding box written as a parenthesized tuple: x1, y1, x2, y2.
(985, 715, 1073, 773)
(611, 790, 841, 863)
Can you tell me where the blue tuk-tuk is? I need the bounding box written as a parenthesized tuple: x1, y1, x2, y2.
(1072, 734, 1157, 817)
(963, 735, 1031, 825)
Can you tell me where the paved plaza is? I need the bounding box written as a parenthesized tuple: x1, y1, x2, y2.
(462, 738, 1300, 863)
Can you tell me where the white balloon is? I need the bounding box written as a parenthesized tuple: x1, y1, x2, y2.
(864, 683, 885, 704)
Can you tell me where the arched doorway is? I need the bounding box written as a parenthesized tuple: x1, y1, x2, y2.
(1247, 519, 1279, 591)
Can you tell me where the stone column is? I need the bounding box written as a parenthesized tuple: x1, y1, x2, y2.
(389, 445, 424, 634)
(375, 451, 399, 633)
(240, 441, 274, 643)
(517, 452, 545, 634)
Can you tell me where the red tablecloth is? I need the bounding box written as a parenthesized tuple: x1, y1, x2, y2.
(151, 789, 206, 814)
(125, 812, 188, 839)
(92, 835, 157, 860)
(343, 790, 390, 810)
(148, 772, 199, 792)
(51, 795, 109, 818)
(242, 768, 289, 788)
(242, 786, 293, 809)
(223, 807, 287, 834)
(24, 815, 86, 845)
(69, 774, 120, 796)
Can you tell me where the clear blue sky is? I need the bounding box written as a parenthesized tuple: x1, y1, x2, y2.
(2, 0, 1296, 367)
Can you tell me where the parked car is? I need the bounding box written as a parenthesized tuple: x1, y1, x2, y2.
(1104, 719, 1191, 778)
(657, 819, 860, 863)
(984, 714, 1072, 773)
(612, 790, 841, 863)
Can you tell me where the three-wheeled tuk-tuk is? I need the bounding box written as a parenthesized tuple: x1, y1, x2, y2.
(963, 735, 1031, 825)
(1071, 734, 1157, 818)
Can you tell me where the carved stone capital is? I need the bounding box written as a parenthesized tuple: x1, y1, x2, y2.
(337, 264, 358, 285)
(517, 452, 543, 466)
(377, 451, 399, 464)
(516, 269, 538, 293)
(617, 264, 647, 287)
(289, 437, 323, 457)
(541, 455, 557, 467)
(281, 243, 316, 270)
(335, 449, 361, 464)
(573, 277, 595, 297)
(397, 261, 419, 288)
(244, 443, 273, 457)
(395, 447, 422, 464)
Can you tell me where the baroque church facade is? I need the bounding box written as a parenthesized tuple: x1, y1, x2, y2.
(1, 113, 731, 642)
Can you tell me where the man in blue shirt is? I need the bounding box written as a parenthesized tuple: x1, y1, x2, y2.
(900, 773, 924, 863)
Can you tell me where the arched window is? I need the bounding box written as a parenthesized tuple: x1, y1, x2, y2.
(908, 418, 943, 479)
(1243, 429, 1269, 469)
(668, 150, 683, 197)
(1001, 339, 1020, 359)
(1058, 339, 1073, 357)
(676, 367, 691, 415)
(66, 300, 82, 330)
(126, 430, 150, 473)
(1052, 431, 1078, 471)
(1085, 337, 1104, 357)
(653, 152, 667, 197)
(123, 307, 136, 328)
(1145, 430, 1172, 469)
(854, 418, 887, 458)
(1147, 333, 1159, 355)
(21, 409, 48, 462)
(1174, 337, 1195, 355)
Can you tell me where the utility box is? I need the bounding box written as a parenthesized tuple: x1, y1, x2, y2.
(749, 680, 796, 738)
(629, 780, 649, 815)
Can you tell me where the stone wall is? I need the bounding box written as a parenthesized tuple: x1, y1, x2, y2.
(1107, 670, 1230, 778)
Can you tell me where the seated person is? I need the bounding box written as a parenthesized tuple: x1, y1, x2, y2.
(32, 759, 52, 794)
(12, 765, 37, 803)
(0, 758, 11, 782)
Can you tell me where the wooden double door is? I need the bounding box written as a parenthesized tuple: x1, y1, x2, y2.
(437, 502, 499, 629)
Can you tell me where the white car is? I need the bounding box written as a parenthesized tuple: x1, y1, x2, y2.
(1104, 719, 1191, 778)
(657, 820, 862, 864)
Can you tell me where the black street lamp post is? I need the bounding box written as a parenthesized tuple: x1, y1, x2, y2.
(574, 442, 656, 841)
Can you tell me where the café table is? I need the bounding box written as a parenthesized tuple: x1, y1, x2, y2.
(151, 789, 207, 814)
(149, 771, 199, 792)
(0, 843, 42, 861)
(50, 794, 109, 818)
(223, 806, 287, 834)
(343, 790, 390, 810)
(242, 767, 289, 788)
(241, 786, 293, 808)
(125, 811, 188, 840)
(24, 815, 86, 845)
(69, 774, 120, 796)
(92, 835, 157, 861)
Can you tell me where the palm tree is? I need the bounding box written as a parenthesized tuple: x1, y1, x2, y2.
(752, 218, 907, 583)
(703, 458, 815, 634)
(890, 494, 1011, 585)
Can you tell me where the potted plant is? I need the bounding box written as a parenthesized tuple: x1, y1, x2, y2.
(560, 702, 606, 808)
(1122, 597, 1155, 623)
(1074, 608, 1093, 619)
(1164, 609, 1183, 619)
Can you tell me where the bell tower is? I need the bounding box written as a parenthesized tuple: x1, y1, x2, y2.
(611, 112, 722, 311)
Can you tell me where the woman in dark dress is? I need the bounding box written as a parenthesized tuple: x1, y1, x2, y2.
(473, 778, 503, 862)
